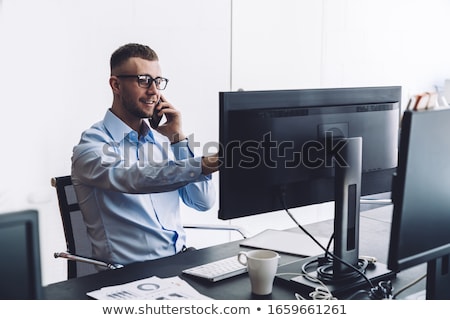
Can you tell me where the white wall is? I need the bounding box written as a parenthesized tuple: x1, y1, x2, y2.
(0, 0, 231, 285)
(1, 0, 450, 286)
(232, 0, 450, 99)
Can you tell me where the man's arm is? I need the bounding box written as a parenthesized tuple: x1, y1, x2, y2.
(172, 140, 218, 211)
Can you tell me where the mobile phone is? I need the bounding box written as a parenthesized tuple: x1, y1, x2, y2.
(149, 99, 164, 129)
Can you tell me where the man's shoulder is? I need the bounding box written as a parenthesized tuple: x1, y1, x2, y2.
(79, 120, 111, 143)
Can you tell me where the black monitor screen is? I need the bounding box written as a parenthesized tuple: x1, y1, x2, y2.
(219, 86, 401, 220)
(388, 108, 450, 299)
(0, 210, 42, 299)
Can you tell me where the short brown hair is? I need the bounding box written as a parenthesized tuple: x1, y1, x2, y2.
(110, 43, 159, 72)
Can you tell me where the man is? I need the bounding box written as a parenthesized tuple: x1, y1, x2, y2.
(72, 43, 218, 266)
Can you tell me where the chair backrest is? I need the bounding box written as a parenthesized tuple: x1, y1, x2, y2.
(51, 175, 97, 279)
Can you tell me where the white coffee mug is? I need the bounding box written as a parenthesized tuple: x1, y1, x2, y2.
(237, 249, 280, 295)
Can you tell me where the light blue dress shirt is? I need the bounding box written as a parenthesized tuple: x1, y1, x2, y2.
(71, 110, 215, 265)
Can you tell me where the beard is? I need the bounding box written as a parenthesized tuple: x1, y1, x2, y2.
(121, 94, 153, 119)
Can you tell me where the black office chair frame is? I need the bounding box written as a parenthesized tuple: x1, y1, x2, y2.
(51, 176, 104, 278)
(52, 175, 78, 253)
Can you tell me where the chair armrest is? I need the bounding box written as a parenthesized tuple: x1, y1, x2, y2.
(360, 199, 392, 205)
(183, 224, 249, 239)
(54, 252, 123, 270)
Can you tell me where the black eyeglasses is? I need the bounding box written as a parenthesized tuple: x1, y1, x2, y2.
(116, 74, 169, 90)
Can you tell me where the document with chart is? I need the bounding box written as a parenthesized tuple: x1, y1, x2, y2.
(87, 276, 211, 300)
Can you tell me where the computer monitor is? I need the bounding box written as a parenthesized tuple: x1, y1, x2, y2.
(219, 86, 401, 220)
(0, 209, 43, 299)
(388, 108, 450, 300)
(219, 86, 401, 295)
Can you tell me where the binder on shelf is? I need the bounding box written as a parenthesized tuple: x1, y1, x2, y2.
(406, 92, 438, 111)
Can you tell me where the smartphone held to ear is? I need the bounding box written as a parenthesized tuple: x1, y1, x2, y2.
(149, 100, 164, 129)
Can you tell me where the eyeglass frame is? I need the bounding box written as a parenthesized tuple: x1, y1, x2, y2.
(115, 74, 169, 90)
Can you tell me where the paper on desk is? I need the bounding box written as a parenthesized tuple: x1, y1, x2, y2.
(87, 276, 212, 300)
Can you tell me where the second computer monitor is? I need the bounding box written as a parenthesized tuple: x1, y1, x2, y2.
(0, 209, 43, 299)
(388, 108, 450, 299)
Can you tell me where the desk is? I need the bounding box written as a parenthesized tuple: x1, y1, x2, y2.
(43, 205, 426, 300)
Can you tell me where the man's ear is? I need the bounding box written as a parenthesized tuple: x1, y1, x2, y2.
(109, 76, 120, 93)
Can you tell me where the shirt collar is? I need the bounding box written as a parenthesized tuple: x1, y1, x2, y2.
(103, 109, 156, 144)
(139, 120, 156, 144)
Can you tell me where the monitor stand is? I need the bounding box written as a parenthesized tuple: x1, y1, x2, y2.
(425, 255, 450, 299)
(276, 137, 395, 297)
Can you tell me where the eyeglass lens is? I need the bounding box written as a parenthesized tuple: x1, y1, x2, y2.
(138, 76, 168, 90)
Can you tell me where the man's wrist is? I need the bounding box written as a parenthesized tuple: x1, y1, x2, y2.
(170, 134, 187, 144)
(201, 154, 219, 175)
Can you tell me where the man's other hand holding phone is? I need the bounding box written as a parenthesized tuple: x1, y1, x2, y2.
(150, 95, 186, 144)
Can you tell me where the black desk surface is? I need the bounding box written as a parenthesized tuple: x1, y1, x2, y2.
(43, 205, 426, 300)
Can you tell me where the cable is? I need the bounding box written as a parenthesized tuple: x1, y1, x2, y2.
(324, 232, 334, 260)
(278, 272, 337, 300)
(307, 255, 369, 284)
(280, 191, 375, 289)
(369, 280, 393, 300)
(345, 289, 372, 300)
(392, 273, 426, 299)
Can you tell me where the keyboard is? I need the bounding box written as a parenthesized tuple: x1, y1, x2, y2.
(182, 256, 247, 282)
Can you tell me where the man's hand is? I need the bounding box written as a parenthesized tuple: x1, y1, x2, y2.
(201, 153, 220, 175)
(154, 94, 187, 143)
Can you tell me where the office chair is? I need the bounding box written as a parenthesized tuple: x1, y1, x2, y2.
(51, 176, 121, 279)
(51, 175, 248, 279)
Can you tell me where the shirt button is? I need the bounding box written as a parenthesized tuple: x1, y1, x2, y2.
(189, 172, 195, 177)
